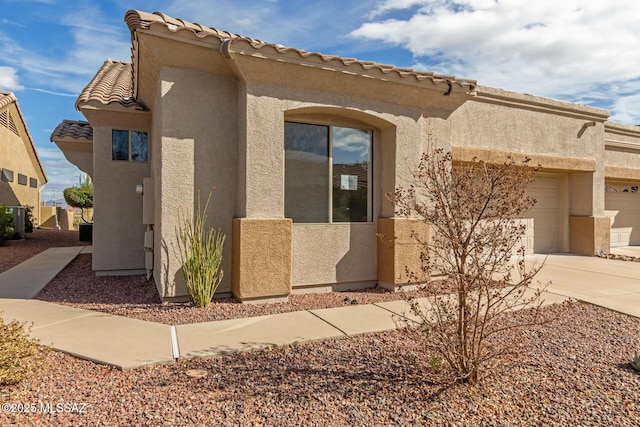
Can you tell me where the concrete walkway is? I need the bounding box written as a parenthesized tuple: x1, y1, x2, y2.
(0, 246, 90, 298)
(0, 246, 638, 370)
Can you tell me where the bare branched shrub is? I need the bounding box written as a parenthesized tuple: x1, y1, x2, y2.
(394, 149, 548, 385)
(0, 315, 42, 386)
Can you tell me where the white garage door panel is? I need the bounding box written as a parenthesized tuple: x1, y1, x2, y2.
(520, 176, 560, 254)
(606, 190, 640, 247)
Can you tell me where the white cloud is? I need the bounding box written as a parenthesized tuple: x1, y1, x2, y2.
(351, 0, 640, 122)
(0, 66, 24, 91)
(611, 93, 640, 125)
(368, 0, 438, 18)
(38, 147, 85, 202)
(333, 127, 370, 161)
(0, 4, 130, 95)
(28, 88, 77, 97)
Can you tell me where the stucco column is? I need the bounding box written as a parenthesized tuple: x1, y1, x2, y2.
(232, 218, 292, 302)
(377, 217, 430, 290)
(568, 172, 609, 256)
(569, 216, 610, 256)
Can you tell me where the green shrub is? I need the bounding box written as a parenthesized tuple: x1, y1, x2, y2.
(24, 205, 34, 233)
(0, 204, 14, 245)
(175, 192, 225, 308)
(63, 175, 93, 223)
(0, 314, 42, 386)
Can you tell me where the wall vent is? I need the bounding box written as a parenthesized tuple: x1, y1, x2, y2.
(7, 111, 19, 136)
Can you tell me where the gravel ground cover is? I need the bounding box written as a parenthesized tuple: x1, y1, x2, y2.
(5, 228, 640, 425)
(0, 229, 89, 273)
(35, 254, 449, 324)
(1, 302, 639, 426)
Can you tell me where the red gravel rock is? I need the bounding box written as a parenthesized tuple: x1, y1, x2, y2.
(1, 302, 639, 426)
(5, 230, 640, 425)
(36, 253, 444, 324)
(0, 229, 89, 273)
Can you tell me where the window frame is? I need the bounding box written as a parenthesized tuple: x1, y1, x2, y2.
(284, 120, 373, 224)
(111, 129, 149, 162)
(1, 168, 14, 182)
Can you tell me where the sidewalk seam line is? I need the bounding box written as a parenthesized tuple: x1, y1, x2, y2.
(32, 312, 99, 330)
(372, 302, 418, 327)
(306, 310, 348, 336)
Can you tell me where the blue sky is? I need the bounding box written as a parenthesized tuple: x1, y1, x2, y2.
(1, 0, 639, 203)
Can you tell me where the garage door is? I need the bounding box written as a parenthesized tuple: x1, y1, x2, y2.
(520, 175, 560, 254)
(605, 182, 640, 247)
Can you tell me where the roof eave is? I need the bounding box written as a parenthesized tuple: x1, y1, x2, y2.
(122, 9, 477, 96)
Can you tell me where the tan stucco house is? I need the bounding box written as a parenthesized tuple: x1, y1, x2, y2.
(53, 10, 640, 302)
(0, 92, 47, 226)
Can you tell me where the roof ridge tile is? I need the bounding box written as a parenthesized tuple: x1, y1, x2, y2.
(123, 9, 477, 90)
(50, 119, 93, 141)
(76, 60, 145, 110)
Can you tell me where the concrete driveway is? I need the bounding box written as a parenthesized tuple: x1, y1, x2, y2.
(526, 247, 640, 318)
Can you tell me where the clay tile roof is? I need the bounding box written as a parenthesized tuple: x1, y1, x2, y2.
(125, 10, 240, 41)
(50, 120, 93, 141)
(124, 10, 476, 91)
(0, 92, 17, 109)
(75, 59, 145, 111)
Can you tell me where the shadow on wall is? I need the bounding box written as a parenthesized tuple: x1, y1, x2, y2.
(334, 222, 377, 288)
(160, 237, 189, 301)
(0, 180, 20, 207)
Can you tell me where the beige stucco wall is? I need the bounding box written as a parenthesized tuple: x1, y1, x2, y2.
(151, 69, 428, 298)
(126, 29, 474, 299)
(53, 139, 93, 178)
(604, 122, 640, 181)
(291, 223, 377, 289)
(450, 86, 609, 219)
(0, 104, 44, 224)
(91, 23, 640, 299)
(377, 217, 430, 289)
(240, 83, 448, 291)
(152, 67, 238, 299)
(570, 216, 610, 256)
(39, 206, 57, 229)
(81, 110, 151, 274)
(232, 218, 292, 300)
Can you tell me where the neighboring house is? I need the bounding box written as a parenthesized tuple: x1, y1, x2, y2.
(0, 92, 47, 226)
(53, 10, 640, 302)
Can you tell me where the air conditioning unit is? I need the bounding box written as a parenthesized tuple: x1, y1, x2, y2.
(5, 206, 25, 238)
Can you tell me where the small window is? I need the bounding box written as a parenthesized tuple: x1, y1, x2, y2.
(632, 185, 639, 193)
(17, 173, 27, 185)
(29, 177, 37, 188)
(1, 168, 14, 182)
(112, 130, 148, 162)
